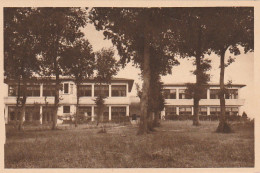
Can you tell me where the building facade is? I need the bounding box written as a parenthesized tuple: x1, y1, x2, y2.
(4, 77, 134, 124)
(161, 83, 246, 119)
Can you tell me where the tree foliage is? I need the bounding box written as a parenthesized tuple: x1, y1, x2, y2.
(89, 8, 180, 134)
(95, 47, 120, 85)
(206, 7, 254, 133)
(60, 38, 95, 127)
(33, 7, 88, 129)
(94, 48, 119, 132)
(4, 8, 40, 130)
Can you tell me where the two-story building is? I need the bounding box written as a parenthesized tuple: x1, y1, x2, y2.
(161, 83, 246, 119)
(4, 77, 134, 124)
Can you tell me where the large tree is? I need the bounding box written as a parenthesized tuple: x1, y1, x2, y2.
(207, 7, 254, 133)
(167, 8, 213, 126)
(60, 38, 95, 127)
(33, 8, 87, 130)
(4, 8, 40, 130)
(89, 8, 179, 134)
(94, 47, 119, 132)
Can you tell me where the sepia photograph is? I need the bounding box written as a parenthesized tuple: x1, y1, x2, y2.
(2, 5, 256, 169)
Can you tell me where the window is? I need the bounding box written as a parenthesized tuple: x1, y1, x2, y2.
(25, 107, 40, 121)
(8, 85, 17, 96)
(179, 89, 192, 99)
(78, 85, 92, 97)
(63, 106, 70, 113)
(94, 106, 109, 121)
(210, 107, 220, 115)
(64, 83, 69, 94)
(111, 107, 126, 121)
(225, 89, 238, 99)
(112, 85, 126, 97)
(163, 89, 176, 99)
(165, 106, 177, 116)
(26, 85, 40, 97)
(8, 85, 40, 97)
(79, 106, 92, 117)
(42, 107, 54, 122)
(43, 85, 56, 96)
(8, 106, 20, 121)
(199, 107, 207, 115)
(94, 85, 109, 97)
(179, 106, 192, 115)
(210, 89, 220, 99)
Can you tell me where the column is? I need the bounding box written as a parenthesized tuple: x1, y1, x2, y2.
(191, 107, 194, 115)
(91, 84, 94, 97)
(207, 106, 210, 116)
(126, 105, 130, 116)
(176, 106, 179, 115)
(40, 106, 43, 124)
(91, 106, 95, 121)
(4, 105, 8, 124)
(176, 88, 179, 99)
(109, 84, 112, 97)
(40, 83, 43, 97)
(207, 89, 210, 99)
(109, 106, 112, 121)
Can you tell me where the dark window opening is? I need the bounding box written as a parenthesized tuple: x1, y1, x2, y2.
(26, 85, 40, 97)
(225, 89, 238, 99)
(179, 106, 192, 115)
(210, 107, 220, 115)
(210, 89, 220, 99)
(64, 83, 69, 94)
(63, 106, 70, 113)
(163, 89, 176, 99)
(94, 106, 109, 121)
(165, 106, 177, 116)
(179, 89, 192, 99)
(78, 85, 92, 97)
(94, 85, 109, 97)
(112, 85, 126, 97)
(43, 84, 56, 96)
(79, 106, 92, 117)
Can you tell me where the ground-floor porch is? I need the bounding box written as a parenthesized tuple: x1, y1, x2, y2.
(4, 104, 130, 124)
(161, 105, 242, 120)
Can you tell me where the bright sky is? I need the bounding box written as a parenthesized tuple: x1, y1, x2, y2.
(83, 23, 255, 118)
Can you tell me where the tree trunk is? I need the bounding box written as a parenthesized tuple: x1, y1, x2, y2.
(147, 111, 154, 131)
(138, 31, 151, 135)
(52, 71, 59, 130)
(193, 97, 200, 126)
(18, 105, 25, 131)
(217, 48, 231, 133)
(18, 81, 27, 131)
(15, 77, 21, 128)
(193, 26, 202, 126)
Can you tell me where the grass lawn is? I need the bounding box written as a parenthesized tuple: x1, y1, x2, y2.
(4, 120, 254, 168)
